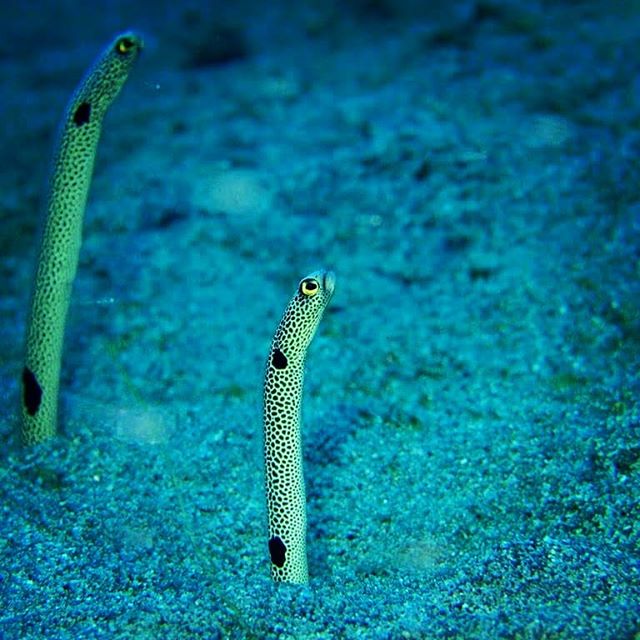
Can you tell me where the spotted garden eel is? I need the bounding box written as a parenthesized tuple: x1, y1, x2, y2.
(263, 269, 335, 583)
(20, 32, 143, 445)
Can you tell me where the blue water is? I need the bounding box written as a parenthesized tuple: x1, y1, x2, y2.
(1, 1, 639, 638)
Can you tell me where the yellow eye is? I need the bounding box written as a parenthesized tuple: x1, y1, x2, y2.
(299, 278, 319, 297)
(116, 37, 135, 55)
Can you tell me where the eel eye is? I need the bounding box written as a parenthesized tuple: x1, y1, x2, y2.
(299, 278, 319, 297)
(116, 37, 135, 55)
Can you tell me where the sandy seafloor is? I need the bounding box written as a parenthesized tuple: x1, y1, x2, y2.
(1, 1, 639, 638)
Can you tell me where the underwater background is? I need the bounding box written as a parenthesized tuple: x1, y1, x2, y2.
(1, 0, 639, 637)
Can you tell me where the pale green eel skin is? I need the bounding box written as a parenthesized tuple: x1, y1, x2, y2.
(263, 269, 335, 583)
(21, 32, 143, 445)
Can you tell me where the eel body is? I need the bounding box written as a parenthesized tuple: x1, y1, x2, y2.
(21, 32, 143, 445)
(263, 269, 335, 583)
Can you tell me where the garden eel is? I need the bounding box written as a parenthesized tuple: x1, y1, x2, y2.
(21, 32, 143, 445)
(263, 269, 335, 583)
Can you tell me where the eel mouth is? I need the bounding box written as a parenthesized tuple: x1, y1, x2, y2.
(322, 270, 336, 297)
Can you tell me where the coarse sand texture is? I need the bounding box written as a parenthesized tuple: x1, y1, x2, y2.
(20, 31, 143, 445)
(263, 269, 335, 583)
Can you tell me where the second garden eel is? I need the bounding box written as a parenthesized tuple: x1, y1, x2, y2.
(21, 32, 143, 445)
